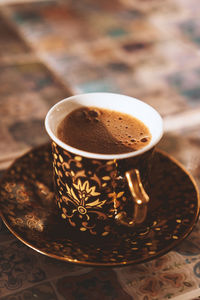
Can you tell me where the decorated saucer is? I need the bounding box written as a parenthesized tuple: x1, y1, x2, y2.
(0, 143, 199, 267)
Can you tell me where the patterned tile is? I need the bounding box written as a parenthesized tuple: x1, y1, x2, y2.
(158, 125, 200, 187)
(179, 18, 200, 46)
(167, 67, 200, 106)
(54, 269, 132, 300)
(0, 62, 70, 163)
(0, 11, 31, 61)
(38, 255, 92, 280)
(115, 251, 199, 299)
(176, 0, 200, 19)
(4, 0, 199, 117)
(0, 240, 47, 297)
(0, 282, 58, 300)
(0, 226, 92, 296)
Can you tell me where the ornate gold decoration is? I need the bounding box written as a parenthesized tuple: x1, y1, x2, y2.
(60, 179, 107, 233)
(52, 142, 117, 235)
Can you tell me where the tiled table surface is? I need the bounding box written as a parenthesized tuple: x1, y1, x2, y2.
(0, 0, 200, 299)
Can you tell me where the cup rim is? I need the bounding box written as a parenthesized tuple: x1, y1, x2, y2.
(45, 92, 164, 160)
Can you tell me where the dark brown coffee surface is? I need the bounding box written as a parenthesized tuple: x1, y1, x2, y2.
(57, 106, 151, 154)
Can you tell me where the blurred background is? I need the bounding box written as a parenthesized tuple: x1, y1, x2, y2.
(0, 0, 200, 299)
(0, 0, 200, 183)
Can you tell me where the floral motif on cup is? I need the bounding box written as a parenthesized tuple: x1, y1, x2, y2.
(52, 142, 117, 236)
(61, 179, 107, 230)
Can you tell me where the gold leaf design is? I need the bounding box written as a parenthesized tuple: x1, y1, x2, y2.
(108, 192, 116, 198)
(91, 173, 101, 187)
(73, 179, 100, 196)
(106, 160, 115, 165)
(80, 227, 87, 231)
(59, 155, 63, 163)
(74, 170, 86, 180)
(102, 176, 111, 181)
(86, 199, 106, 208)
(65, 183, 71, 194)
(117, 191, 124, 198)
(62, 162, 70, 170)
(70, 187, 79, 201)
(60, 177, 108, 234)
(75, 156, 82, 161)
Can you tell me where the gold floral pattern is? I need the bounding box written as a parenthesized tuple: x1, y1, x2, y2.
(61, 179, 107, 231)
(52, 142, 117, 236)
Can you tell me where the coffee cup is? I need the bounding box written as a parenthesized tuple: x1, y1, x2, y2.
(45, 93, 163, 237)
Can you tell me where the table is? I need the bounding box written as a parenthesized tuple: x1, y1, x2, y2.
(0, 0, 200, 299)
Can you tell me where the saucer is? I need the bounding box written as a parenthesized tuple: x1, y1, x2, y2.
(0, 143, 199, 267)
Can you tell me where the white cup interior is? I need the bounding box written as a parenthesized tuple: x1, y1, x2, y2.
(45, 92, 163, 160)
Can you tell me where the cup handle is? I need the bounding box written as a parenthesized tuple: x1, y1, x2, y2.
(115, 169, 149, 227)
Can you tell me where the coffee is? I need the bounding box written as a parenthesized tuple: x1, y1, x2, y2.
(57, 106, 151, 154)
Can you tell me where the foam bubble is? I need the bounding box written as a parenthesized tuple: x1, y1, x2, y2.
(141, 137, 148, 142)
(89, 109, 99, 118)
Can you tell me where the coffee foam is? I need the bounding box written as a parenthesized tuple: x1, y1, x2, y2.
(57, 106, 151, 154)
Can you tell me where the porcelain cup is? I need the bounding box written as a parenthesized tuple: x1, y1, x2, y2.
(45, 93, 163, 237)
